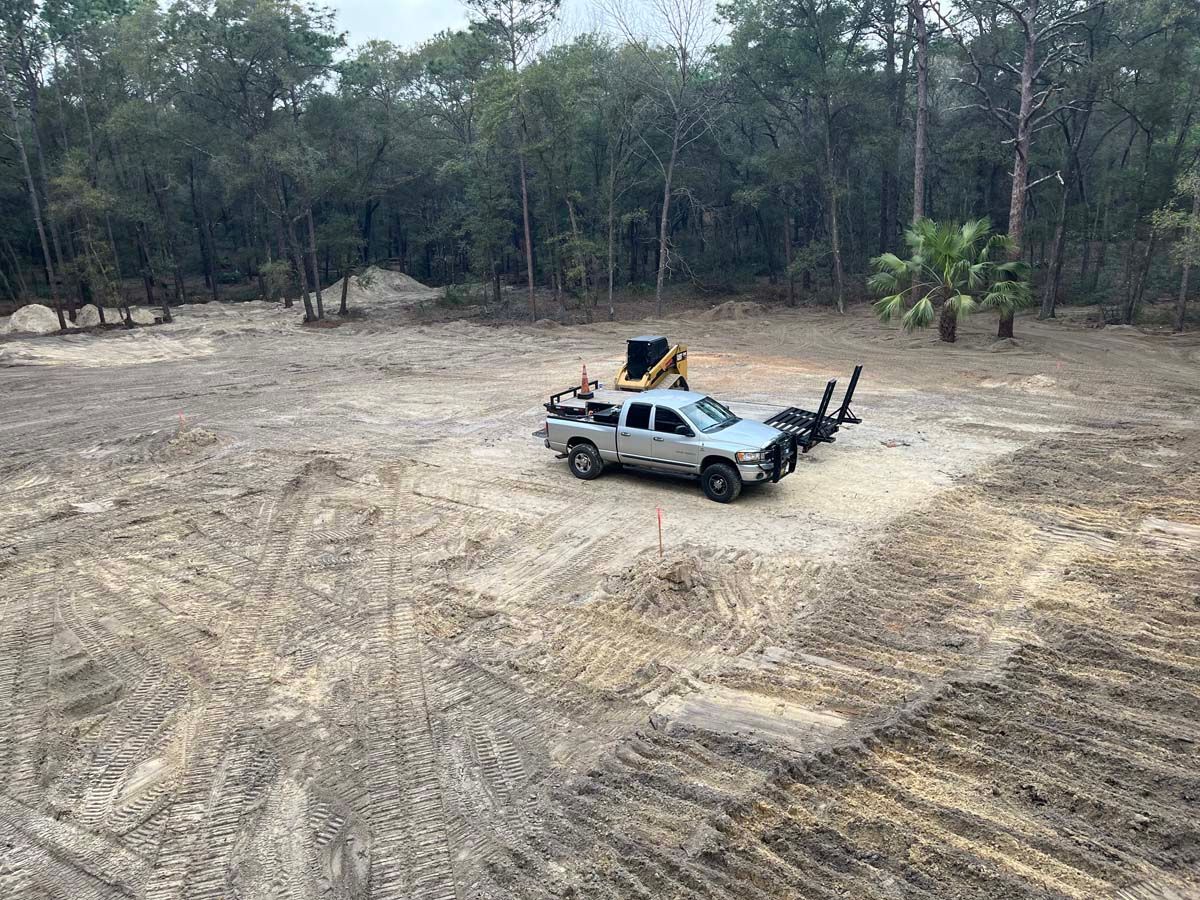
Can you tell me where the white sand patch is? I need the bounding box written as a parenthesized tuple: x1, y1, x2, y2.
(3, 303, 62, 334)
(0, 330, 215, 367)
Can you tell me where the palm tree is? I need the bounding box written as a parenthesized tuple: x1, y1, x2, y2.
(869, 218, 1030, 343)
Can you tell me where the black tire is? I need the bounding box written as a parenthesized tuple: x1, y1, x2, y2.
(701, 462, 741, 503)
(671, 377, 689, 390)
(568, 442, 604, 480)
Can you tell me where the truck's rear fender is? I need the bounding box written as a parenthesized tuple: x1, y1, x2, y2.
(547, 419, 619, 461)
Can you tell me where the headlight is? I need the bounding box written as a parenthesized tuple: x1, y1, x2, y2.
(736, 449, 769, 463)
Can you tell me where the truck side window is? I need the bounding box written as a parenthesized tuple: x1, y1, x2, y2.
(626, 403, 652, 430)
(653, 407, 687, 434)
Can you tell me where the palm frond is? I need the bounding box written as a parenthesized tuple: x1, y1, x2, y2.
(867, 271, 899, 294)
(869, 252, 909, 276)
(901, 296, 934, 331)
(980, 278, 1032, 311)
(872, 293, 908, 323)
(946, 293, 977, 316)
(959, 217, 991, 249)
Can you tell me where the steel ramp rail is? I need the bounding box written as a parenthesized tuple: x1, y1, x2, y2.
(765, 378, 838, 452)
(764, 364, 864, 449)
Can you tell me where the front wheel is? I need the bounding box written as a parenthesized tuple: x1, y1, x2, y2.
(701, 462, 741, 503)
(671, 377, 689, 390)
(568, 443, 604, 480)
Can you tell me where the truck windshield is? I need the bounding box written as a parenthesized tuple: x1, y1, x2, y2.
(682, 397, 740, 433)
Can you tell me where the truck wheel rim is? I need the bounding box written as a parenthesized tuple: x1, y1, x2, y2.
(576, 455, 591, 473)
(711, 475, 726, 493)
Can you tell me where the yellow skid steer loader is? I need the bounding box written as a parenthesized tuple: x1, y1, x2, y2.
(614, 335, 689, 391)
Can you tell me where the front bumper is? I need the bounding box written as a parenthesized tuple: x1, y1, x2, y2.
(740, 437, 798, 483)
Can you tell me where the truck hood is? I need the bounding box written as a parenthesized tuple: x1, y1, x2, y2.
(705, 417, 783, 449)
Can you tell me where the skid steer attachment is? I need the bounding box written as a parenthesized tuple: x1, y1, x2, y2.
(765, 365, 864, 452)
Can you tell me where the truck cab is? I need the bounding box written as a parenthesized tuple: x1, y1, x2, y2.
(544, 389, 797, 502)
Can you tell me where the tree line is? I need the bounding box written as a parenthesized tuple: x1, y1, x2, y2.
(1, 0, 1198, 334)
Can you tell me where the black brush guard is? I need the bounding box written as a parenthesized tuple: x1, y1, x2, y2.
(766, 434, 798, 482)
(765, 365, 864, 452)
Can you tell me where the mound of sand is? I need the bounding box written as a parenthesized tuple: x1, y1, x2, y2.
(75, 304, 129, 327)
(533, 318, 561, 329)
(167, 427, 219, 453)
(988, 337, 1020, 351)
(349, 267, 440, 302)
(4, 304, 62, 335)
(701, 300, 766, 321)
(75, 304, 102, 327)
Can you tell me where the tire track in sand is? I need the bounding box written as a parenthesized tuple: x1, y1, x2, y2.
(360, 466, 457, 900)
(143, 483, 312, 899)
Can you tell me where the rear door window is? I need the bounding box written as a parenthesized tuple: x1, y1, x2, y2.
(626, 403, 652, 430)
(653, 407, 687, 434)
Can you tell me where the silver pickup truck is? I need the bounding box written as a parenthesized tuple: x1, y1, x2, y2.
(542, 388, 799, 502)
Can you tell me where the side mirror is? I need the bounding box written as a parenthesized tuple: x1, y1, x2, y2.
(675, 424, 694, 437)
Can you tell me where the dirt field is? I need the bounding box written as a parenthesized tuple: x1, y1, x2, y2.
(1, 294, 1198, 899)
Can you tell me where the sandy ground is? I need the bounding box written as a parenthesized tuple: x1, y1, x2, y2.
(0, 291, 1198, 900)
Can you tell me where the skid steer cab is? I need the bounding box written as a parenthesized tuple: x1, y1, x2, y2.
(614, 335, 689, 392)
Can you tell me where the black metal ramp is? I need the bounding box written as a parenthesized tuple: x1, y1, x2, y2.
(765, 365, 864, 452)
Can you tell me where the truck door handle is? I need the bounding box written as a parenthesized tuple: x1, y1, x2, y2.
(653, 436, 665, 441)
(620, 431, 631, 436)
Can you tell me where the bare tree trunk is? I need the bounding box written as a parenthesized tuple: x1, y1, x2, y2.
(23, 71, 74, 322)
(134, 221, 164, 322)
(143, 163, 185, 308)
(1126, 232, 1157, 325)
(518, 153, 537, 321)
(1177, 188, 1199, 331)
(1040, 189, 1068, 319)
(1001, 23, 1037, 340)
(655, 128, 680, 316)
(1091, 193, 1110, 290)
(607, 152, 617, 321)
(276, 177, 316, 322)
(3, 238, 30, 301)
(306, 207, 324, 319)
(565, 197, 592, 321)
(823, 104, 846, 313)
(2, 73, 65, 329)
(0, 259, 15, 303)
(189, 158, 219, 303)
(911, 0, 929, 223)
(879, 0, 906, 252)
(783, 205, 795, 306)
(339, 264, 351, 316)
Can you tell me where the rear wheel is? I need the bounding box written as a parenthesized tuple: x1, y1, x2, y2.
(701, 462, 741, 503)
(568, 443, 604, 480)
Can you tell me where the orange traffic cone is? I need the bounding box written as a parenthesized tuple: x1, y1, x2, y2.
(579, 363, 594, 399)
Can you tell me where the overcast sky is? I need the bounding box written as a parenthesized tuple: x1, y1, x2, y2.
(331, 0, 598, 50)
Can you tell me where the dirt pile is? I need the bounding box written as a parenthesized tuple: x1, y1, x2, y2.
(3, 303, 62, 335)
(74, 305, 129, 327)
(700, 300, 766, 321)
(168, 426, 220, 453)
(342, 266, 441, 309)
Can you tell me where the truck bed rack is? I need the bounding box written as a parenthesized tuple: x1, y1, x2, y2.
(546, 379, 602, 414)
(764, 365, 864, 452)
